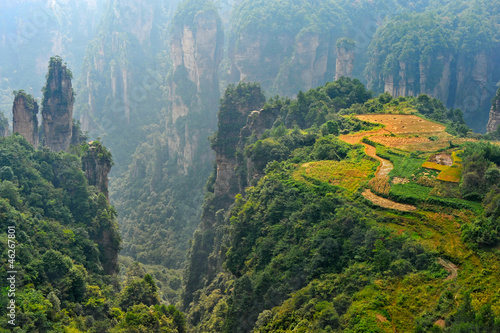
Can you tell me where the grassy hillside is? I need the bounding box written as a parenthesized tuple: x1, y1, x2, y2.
(184, 81, 500, 332)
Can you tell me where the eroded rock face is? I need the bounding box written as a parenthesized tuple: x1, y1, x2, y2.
(372, 48, 500, 131)
(42, 57, 74, 152)
(75, 0, 172, 137)
(230, 29, 338, 97)
(167, 7, 223, 174)
(335, 45, 355, 81)
(12, 92, 39, 147)
(381, 54, 453, 101)
(82, 141, 112, 200)
(487, 90, 500, 133)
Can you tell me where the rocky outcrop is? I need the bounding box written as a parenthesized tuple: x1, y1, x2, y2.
(239, 107, 280, 185)
(12, 91, 39, 147)
(183, 82, 265, 308)
(228, 1, 352, 97)
(381, 54, 452, 101)
(41, 56, 75, 152)
(487, 89, 500, 133)
(271, 31, 336, 97)
(82, 141, 113, 200)
(335, 39, 355, 80)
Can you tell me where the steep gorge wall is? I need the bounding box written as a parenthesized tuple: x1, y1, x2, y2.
(167, 5, 223, 172)
(376, 51, 499, 130)
(112, 0, 225, 269)
(74, 0, 180, 176)
(366, 7, 500, 132)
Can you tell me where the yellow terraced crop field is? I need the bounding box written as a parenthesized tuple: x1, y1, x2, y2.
(422, 161, 449, 171)
(355, 114, 446, 134)
(293, 158, 377, 193)
(422, 151, 463, 182)
(436, 151, 463, 182)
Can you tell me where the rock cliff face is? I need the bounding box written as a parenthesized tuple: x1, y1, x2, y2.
(366, 8, 500, 132)
(487, 88, 500, 133)
(12, 92, 39, 147)
(228, 1, 350, 97)
(82, 141, 113, 200)
(274, 32, 336, 97)
(334, 40, 355, 81)
(376, 50, 500, 131)
(379, 54, 454, 102)
(230, 30, 339, 97)
(74, 0, 178, 136)
(167, 5, 223, 174)
(41, 57, 75, 152)
(183, 82, 265, 308)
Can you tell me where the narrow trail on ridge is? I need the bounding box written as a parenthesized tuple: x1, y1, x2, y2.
(437, 257, 459, 280)
(340, 130, 417, 212)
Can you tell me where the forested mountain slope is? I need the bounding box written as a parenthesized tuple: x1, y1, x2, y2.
(182, 79, 500, 332)
(106, 0, 499, 295)
(0, 134, 187, 332)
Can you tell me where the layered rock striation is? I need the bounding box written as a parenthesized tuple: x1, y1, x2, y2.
(12, 91, 39, 147)
(41, 56, 75, 152)
(167, 2, 223, 173)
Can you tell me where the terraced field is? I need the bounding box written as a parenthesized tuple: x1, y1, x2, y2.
(339, 114, 470, 212)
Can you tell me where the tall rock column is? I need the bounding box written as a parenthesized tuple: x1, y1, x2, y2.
(82, 141, 113, 200)
(0, 117, 8, 138)
(42, 56, 75, 152)
(167, 1, 223, 173)
(183, 82, 266, 309)
(487, 88, 500, 133)
(334, 38, 355, 81)
(12, 91, 39, 147)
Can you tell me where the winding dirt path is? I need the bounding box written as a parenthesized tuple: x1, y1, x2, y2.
(340, 132, 417, 212)
(437, 257, 458, 280)
(361, 142, 393, 178)
(362, 189, 417, 212)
